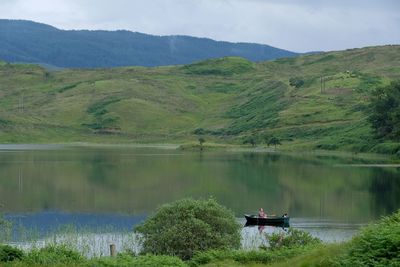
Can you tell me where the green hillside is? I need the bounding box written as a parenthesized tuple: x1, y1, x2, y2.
(0, 45, 399, 153)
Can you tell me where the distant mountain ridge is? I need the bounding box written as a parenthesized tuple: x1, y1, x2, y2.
(0, 19, 298, 68)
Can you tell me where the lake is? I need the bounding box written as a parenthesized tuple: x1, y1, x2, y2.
(1, 145, 399, 253)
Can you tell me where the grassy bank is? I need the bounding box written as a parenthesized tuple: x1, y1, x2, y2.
(1, 208, 399, 266)
(0, 45, 400, 155)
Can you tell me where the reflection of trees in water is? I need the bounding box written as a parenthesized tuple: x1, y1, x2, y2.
(236, 153, 281, 190)
(231, 153, 400, 221)
(242, 153, 281, 165)
(369, 168, 400, 217)
(226, 153, 288, 214)
(86, 151, 119, 189)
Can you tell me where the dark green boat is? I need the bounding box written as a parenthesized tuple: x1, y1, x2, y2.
(244, 214, 290, 227)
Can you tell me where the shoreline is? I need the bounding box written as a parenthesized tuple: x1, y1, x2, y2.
(0, 142, 397, 163)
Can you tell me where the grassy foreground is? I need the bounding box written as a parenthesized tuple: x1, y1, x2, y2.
(1, 210, 399, 267)
(0, 45, 400, 154)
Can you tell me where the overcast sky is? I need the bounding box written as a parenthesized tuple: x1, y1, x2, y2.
(1, 0, 399, 52)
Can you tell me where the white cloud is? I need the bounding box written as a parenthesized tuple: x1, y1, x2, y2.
(1, 0, 399, 52)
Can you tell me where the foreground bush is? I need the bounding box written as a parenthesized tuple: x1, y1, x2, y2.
(265, 228, 321, 249)
(337, 210, 400, 266)
(0, 214, 12, 242)
(265, 244, 346, 267)
(189, 247, 311, 266)
(24, 245, 83, 265)
(0, 245, 24, 262)
(88, 253, 187, 267)
(135, 198, 241, 260)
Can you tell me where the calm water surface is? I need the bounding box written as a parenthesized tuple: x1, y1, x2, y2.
(1, 145, 399, 250)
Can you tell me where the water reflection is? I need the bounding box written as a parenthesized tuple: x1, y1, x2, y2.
(369, 167, 400, 217)
(0, 146, 399, 224)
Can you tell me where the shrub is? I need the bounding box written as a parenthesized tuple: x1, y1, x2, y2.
(189, 247, 310, 266)
(25, 244, 83, 265)
(193, 128, 206, 135)
(289, 77, 305, 88)
(89, 253, 187, 267)
(135, 198, 241, 260)
(198, 138, 205, 145)
(267, 136, 282, 148)
(371, 142, 400, 155)
(369, 81, 400, 140)
(265, 228, 321, 249)
(0, 215, 12, 242)
(243, 136, 257, 146)
(0, 245, 24, 262)
(337, 210, 400, 266)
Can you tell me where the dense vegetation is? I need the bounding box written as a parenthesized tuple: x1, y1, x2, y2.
(1, 207, 399, 266)
(0, 45, 399, 155)
(0, 245, 24, 262)
(336, 210, 400, 266)
(0, 20, 297, 68)
(369, 81, 400, 140)
(265, 228, 321, 250)
(135, 198, 241, 260)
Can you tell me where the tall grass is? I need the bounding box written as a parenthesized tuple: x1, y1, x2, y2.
(3, 223, 141, 258)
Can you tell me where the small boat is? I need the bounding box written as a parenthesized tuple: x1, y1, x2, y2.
(244, 214, 290, 227)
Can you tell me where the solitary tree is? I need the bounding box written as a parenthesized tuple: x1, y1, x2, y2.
(249, 138, 256, 147)
(268, 136, 282, 149)
(243, 136, 256, 147)
(198, 137, 205, 150)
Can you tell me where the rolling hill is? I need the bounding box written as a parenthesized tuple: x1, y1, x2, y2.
(0, 20, 298, 68)
(0, 45, 399, 154)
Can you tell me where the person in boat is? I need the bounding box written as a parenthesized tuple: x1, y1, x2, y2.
(282, 213, 288, 218)
(258, 208, 267, 218)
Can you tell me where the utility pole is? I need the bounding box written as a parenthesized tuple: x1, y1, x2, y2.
(320, 76, 323, 93)
(19, 93, 24, 113)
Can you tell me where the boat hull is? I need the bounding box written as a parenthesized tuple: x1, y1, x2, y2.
(244, 214, 289, 227)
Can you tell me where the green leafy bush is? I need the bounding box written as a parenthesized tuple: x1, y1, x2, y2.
(357, 73, 383, 92)
(0, 245, 24, 262)
(337, 210, 400, 266)
(369, 81, 400, 140)
(371, 142, 400, 155)
(193, 128, 206, 135)
(25, 245, 83, 265)
(89, 253, 187, 267)
(242, 136, 257, 146)
(267, 136, 282, 148)
(189, 247, 309, 266)
(289, 77, 305, 88)
(265, 228, 321, 249)
(0, 214, 12, 242)
(135, 198, 241, 260)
